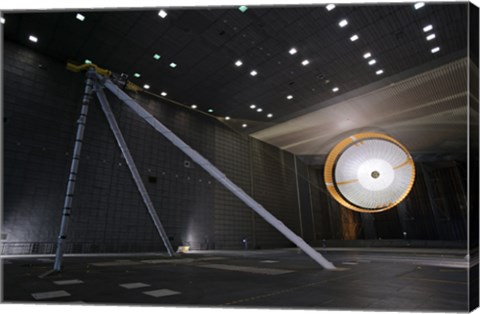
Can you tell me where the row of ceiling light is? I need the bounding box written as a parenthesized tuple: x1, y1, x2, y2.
(414, 3, 441, 54)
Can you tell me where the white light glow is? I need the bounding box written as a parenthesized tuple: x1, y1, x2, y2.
(426, 33, 436, 41)
(242, 124, 248, 128)
(289, 48, 297, 55)
(250, 104, 256, 109)
(250, 70, 258, 76)
(376, 69, 384, 75)
(225, 116, 230, 120)
(326, 4, 336, 11)
(363, 52, 372, 59)
(208, 109, 213, 113)
(423, 24, 433, 32)
(332, 87, 339, 92)
(414, 2, 425, 9)
(301, 59, 310, 66)
(143, 84, 150, 90)
(431, 46, 440, 53)
(350, 34, 359, 42)
(29, 35, 38, 43)
(191, 104, 197, 109)
(368, 59, 376, 65)
(159, 10, 167, 18)
(267, 113, 273, 118)
(257, 108, 263, 112)
(1, 17, 5, 24)
(161, 92, 167, 96)
(339, 19, 348, 28)
(169, 62, 177, 68)
(235, 60, 243, 67)
(76, 13, 85, 21)
(85, 59, 92, 64)
(287, 95, 293, 100)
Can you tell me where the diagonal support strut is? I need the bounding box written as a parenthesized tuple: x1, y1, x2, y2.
(97, 75, 336, 270)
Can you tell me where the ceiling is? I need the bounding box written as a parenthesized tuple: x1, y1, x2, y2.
(2, 2, 473, 158)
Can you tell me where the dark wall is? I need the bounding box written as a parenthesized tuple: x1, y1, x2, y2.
(1, 40, 311, 254)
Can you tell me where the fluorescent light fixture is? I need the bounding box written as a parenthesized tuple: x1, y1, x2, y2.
(414, 2, 425, 10)
(158, 10, 167, 18)
(338, 19, 348, 28)
(143, 84, 150, 90)
(267, 113, 273, 118)
(332, 87, 339, 92)
(133, 73, 141, 78)
(250, 70, 258, 76)
(287, 95, 293, 100)
(350, 34, 359, 42)
(326, 4, 336, 11)
(191, 104, 197, 109)
(363, 52, 372, 59)
(257, 108, 263, 112)
(208, 109, 214, 113)
(426, 33, 436, 41)
(242, 124, 248, 128)
(169, 62, 177, 68)
(161, 92, 167, 96)
(0, 17, 5, 24)
(301, 59, 310, 66)
(29, 35, 38, 43)
(289, 48, 297, 55)
(431, 46, 440, 53)
(76, 13, 85, 21)
(423, 24, 433, 32)
(153, 53, 161, 60)
(239, 5, 248, 12)
(368, 59, 376, 65)
(225, 116, 231, 120)
(376, 69, 384, 75)
(250, 104, 256, 109)
(85, 59, 92, 64)
(235, 60, 243, 67)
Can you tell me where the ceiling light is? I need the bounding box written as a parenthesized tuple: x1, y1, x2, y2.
(143, 84, 150, 90)
(332, 87, 339, 92)
(363, 52, 372, 59)
(289, 48, 297, 55)
(301, 59, 310, 66)
(368, 59, 376, 65)
(208, 109, 214, 113)
(426, 33, 436, 41)
(250, 104, 256, 109)
(153, 53, 161, 60)
(350, 34, 359, 42)
(0, 17, 5, 24)
(376, 69, 384, 75)
(161, 91, 167, 96)
(239, 5, 248, 12)
(431, 47, 440, 53)
(326, 4, 336, 11)
(267, 113, 273, 118)
(158, 10, 168, 18)
(76, 13, 85, 21)
(28, 35, 38, 43)
(235, 60, 243, 67)
(423, 24, 433, 32)
(250, 70, 258, 76)
(133, 73, 141, 78)
(225, 116, 231, 120)
(257, 108, 263, 112)
(242, 124, 248, 128)
(287, 95, 293, 100)
(338, 19, 348, 28)
(414, 2, 425, 10)
(85, 59, 92, 64)
(169, 62, 177, 68)
(191, 104, 197, 109)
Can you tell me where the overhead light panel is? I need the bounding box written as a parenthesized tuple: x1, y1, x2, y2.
(191, 104, 197, 109)
(350, 34, 359, 42)
(332, 87, 339, 92)
(235, 60, 243, 67)
(289, 48, 297, 55)
(143, 84, 150, 90)
(169, 62, 177, 68)
(326, 4, 336, 11)
(239, 5, 248, 12)
(225, 116, 231, 120)
(0, 17, 5, 24)
(426, 33, 436, 41)
(257, 108, 263, 112)
(368, 59, 376, 65)
(153, 53, 161, 60)
(363, 52, 372, 59)
(161, 91, 167, 96)
(76, 13, 85, 21)
(301, 59, 310, 66)
(423, 24, 433, 32)
(250, 104, 256, 109)
(414, 2, 425, 10)
(376, 69, 384, 75)
(85, 59, 92, 64)
(242, 124, 248, 128)
(431, 47, 440, 53)
(208, 109, 214, 113)
(286, 95, 293, 100)
(29, 35, 38, 43)
(338, 19, 348, 28)
(250, 70, 258, 76)
(267, 113, 273, 118)
(133, 73, 141, 78)
(158, 10, 168, 18)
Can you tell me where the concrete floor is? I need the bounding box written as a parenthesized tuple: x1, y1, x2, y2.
(1, 248, 474, 311)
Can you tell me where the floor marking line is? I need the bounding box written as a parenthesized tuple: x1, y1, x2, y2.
(32, 290, 71, 300)
(53, 279, 84, 285)
(143, 289, 181, 298)
(401, 276, 467, 285)
(197, 263, 294, 275)
(119, 282, 150, 289)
